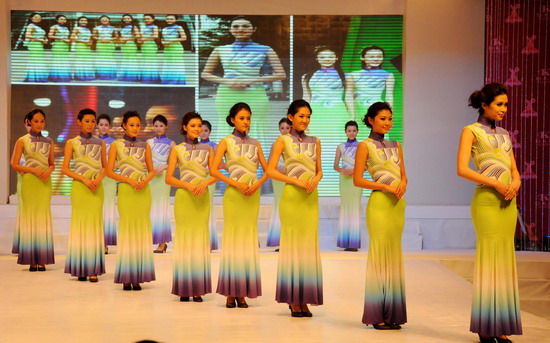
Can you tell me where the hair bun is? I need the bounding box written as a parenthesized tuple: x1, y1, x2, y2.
(468, 90, 483, 109)
(226, 115, 235, 127)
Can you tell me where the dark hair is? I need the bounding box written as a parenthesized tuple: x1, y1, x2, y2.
(55, 15, 68, 27)
(345, 120, 359, 130)
(287, 99, 312, 116)
(278, 117, 292, 126)
(78, 108, 97, 121)
(166, 14, 179, 20)
(202, 120, 212, 131)
(76, 16, 91, 30)
(361, 45, 385, 69)
(121, 14, 139, 31)
(27, 12, 47, 30)
(97, 113, 112, 125)
(362, 102, 392, 129)
(180, 111, 202, 136)
(226, 102, 252, 127)
(152, 114, 168, 126)
(468, 83, 508, 115)
(144, 14, 155, 20)
(121, 111, 141, 128)
(98, 15, 111, 23)
(230, 15, 255, 28)
(26, 108, 46, 123)
(27, 12, 42, 24)
(303, 46, 346, 98)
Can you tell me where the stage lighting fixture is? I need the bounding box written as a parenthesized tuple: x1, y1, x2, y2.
(33, 98, 51, 107)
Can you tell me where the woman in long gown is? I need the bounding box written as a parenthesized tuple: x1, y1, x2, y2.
(118, 14, 141, 82)
(353, 102, 407, 330)
(160, 15, 187, 85)
(457, 83, 522, 343)
(267, 99, 323, 318)
(140, 14, 160, 83)
(93, 15, 117, 80)
(166, 111, 216, 302)
(106, 111, 156, 291)
(10, 109, 55, 271)
(210, 102, 268, 309)
(24, 13, 48, 82)
(62, 109, 107, 282)
(48, 15, 71, 82)
(71, 16, 95, 81)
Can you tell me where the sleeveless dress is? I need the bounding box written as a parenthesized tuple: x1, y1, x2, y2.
(465, 121, 522, 337)
(160, 25, 186, 85)
(276, 129, 323, 305)
(73, 27, 95, 81)
(266, 155, 285, 247)
(118, 25, 140, 82)
(337, 139, 363, 249)
(215, 41, 270, 141)
(49, 24, 71, 82)
(95, 25, 117, 80)
(216, 131, 262, 298)
(98, 134, 118, 245)
(112, 136, 155, 284)
(361, 134, 407, 325)
(141, 24, 160, 83)
(171, 139, 212, 297)
(64, 133, 106, 278)
(24, 23, 48, 82)
(349, 68, 392, 116)
(201, 138, 219, 250)
(17, 131, 55, 265)
(146, 135, 174, 244)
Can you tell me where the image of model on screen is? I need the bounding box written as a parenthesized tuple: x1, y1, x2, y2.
(93, 15, 117, 80)
(118, 14, 141, 82)
(346, 46, 394, 120)
(140, 14, 160, 83)
(201, 16, 286, 141)
(24, 13, 48, 82)
(160, 14, 187, 85)
(71, 16, 95, 81)
(48, 15, 71, 82)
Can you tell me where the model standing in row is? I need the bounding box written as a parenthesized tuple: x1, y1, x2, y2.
(140, 14, 160, 84)
(48, 15, 71, 82)
(160, 15, 187, 85)
(93, 15, 117, 80)
(353, 102, 407, 329)
(167, 111, 216, 302)
(10, 109, 55, 271)
(119, 14, 141, 82)
(457, 83, 522, 343)
(266, 117, 291, 250)
(24, 13, 48, 82)
(62, 109, 106, 282)
(71, 16, 95, 81)
(97, 114, 118, 253)
(106, 111, 156, 291)
(268, 100, 323, 317)
(147, 115, 175, 253)
(334, 121, 362, 251)
(211, 102, 267, 308)
(200, 120, 219, 251)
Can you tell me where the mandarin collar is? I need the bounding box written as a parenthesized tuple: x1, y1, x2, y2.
(98, 134, 110, 139)
(320, 66, 336, 73)
(368, 131, 385, 142)
(29, 130, 43, 138)
(79, 131, 92, 139)
(234, 40, 253, 48)
(123, 134, 137, 142)
(232, 129, 247, 139)
(290, 128, 306, 141)
(346, 138, 357, 144)
(185, 136, 199, 145)
(477, 114, 496, 130)
(155, 134, 167, 140)
(201, 138, 211, 144)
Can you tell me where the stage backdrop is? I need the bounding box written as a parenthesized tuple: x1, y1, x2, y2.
(485, 0, 550, 243)
(10, 11, 403, 196)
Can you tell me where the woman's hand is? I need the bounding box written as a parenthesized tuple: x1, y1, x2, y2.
(227, 81, 249, 90)
(493, 181, 510, 198)
(127, 178, 139, 189)
(234, 182, 249, 195)
(135, 179, 149, 191)
(39, 169, 53, 182)
(244, 182, 261, 197)
(504, 180, 520, 200)
(292, 179, 308, 190)
(395, 181, 407, 199)
(193, 182, 208, 197)
(305, 179, 319, 193)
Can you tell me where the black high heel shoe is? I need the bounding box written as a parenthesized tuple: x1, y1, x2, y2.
(226, 297, 236, 308)
(132, 284, 142, 291)
(180, 297, 190, 302)
(236, 297, 248, 308)
(123, 283, 132, 291)
(289, 305, 303, 318)
(373, 323, 393, 330)
(495, 337, 511, 343)
(193, 296, 203, 302)
(37, 265, 46, 271)
(29, 265, 38, 272)
(478, 334, 496, 343)
(389, 323, 402, 330)
(78, 277, 87, 281)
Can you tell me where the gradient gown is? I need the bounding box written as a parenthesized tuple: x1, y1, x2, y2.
(266, 155, 285, 247)
(361, 133, 406, 325)
(16, 131, 54, 266)
(349, 68, 392, 118)
(118, 25, 140, 82)
(147, 135, 174, 245)
(216, 130, 262, 298)
(276, 129, 323, 305)
(95, 25, 117, 80)
(112, 136, 155, 284)
(160, 25, 186, 85)
(12, 155, 25, 254)
(201, 138, 219, 250)
(73, 27, 95, 81)
(215, 41, 270, 141)
(49, 24, 71, 82)
(140, 24, 160, 83)
(336, 139, 362, 249)
(24, 23, 48, 82)
(99, 134, 117, 245)
(466, 120, 522, 337)
(171, 139, 212, 297)
(64, 133, 105, 278)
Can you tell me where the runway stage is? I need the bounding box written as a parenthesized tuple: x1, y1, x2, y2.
(0, 250, 549, 343)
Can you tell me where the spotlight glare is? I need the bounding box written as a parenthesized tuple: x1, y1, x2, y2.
(109, 100, 125, 109)
(33, 98, 51, 107)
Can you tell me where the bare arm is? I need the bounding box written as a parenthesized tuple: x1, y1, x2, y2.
(244, 142, 269, 196)
(210, 139, 249, 193)
(201, 48, 224, 83)
(266, 137, 305, 188)
(165, 147, 191, 190)
(333, 146, 343, 173)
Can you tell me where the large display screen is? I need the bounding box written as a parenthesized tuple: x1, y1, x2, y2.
(10, 11, 403, 196)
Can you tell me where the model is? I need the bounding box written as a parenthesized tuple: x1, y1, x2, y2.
(118, 14, 141, 82)
(160, 15, 187, 85)
(24, 13, 48, 82)
(200, 120, 219, 251)
(140, 14, 160, 83)
(11, 118, 31, 254)
(93, 15, 117, 80)
(71, 16, 95, 81)
(48, 15, 71, 82)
